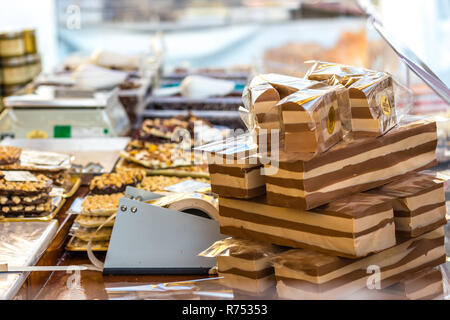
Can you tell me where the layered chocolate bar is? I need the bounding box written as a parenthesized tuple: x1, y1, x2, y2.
(273, 227, 445, 299)
(369, 173, 446, 237)
(306, 62, 397, 136)
(202, 238, 282, 294)
(0, 193, 49, 206)
(264, 119, 437, 210)
(0, 198, 52, 217)
(0, 174, 52, 196)
(218, 193, 396, 258)
(279, 87, 343, 154)
(198, 135, 265, 199)
(89, 170, 144, 194)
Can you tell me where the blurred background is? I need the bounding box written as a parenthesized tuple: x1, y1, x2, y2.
(0, 0, 447, 81)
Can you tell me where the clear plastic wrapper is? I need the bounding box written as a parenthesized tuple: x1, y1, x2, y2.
(242, 73, 347, 155)
(200, 237, 282, 295)
(194, 134, 265, 199)
(0, 220, 58, 299)
(276, 87, 343, 154)
(199, 237, 280, 259)
(305, 61, 403, 137)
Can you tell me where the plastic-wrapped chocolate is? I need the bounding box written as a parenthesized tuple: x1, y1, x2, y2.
(306, 61, 397, 136)
(277, 87, 343, 154)
(199, 237, 283, 294)
(195, 134, 265, 199)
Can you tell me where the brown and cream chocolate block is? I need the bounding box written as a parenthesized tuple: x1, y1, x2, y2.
(218, 193, 396, 259)
(273, 227, 445, 299)
(199, 135, 265, 199)
(264, 119, 438, 210)
(388, 267, 444, 300)
(245, 74, 323, 153)
(278, 87, 343, 154)
(306, 62, 397, 136)
(349, 73, 397, 136)
(369, 173, 446, 238)
(204, 238, 282, 294)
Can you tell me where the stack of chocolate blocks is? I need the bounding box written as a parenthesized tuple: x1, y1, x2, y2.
(202, 70, 447, 300)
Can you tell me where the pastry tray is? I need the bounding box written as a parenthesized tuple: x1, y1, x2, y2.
(0, 195, 66, 222)
(115, 157, 210, 178)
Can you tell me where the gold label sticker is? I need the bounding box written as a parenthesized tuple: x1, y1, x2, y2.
(380, 95, 391, 116)
(26, 130, 48, 139)
(327, 106, 336, 134)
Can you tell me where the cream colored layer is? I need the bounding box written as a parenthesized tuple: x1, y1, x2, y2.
(402, 187, 445, 211)
(349, 98, 370, 108)
(254, 101, 278, 114)
(276, 277, 368, 300)
(274, 228, 444, 284)
(276, 245, 444, 299)
(265, 132, 436, 180)
(266, 183, 305, 197)
(282, 111, 313, 123)
(258, 121, 281, 130)
(305, 132, 436, 179)
(406, 281, 443, 300)
(219, 272, 275, 293)
(317, 151, 436, 194)
(351, 118, 380, 132)
(220, 197, 394, 234)
(394, 205, 446, 231)
(354, 222, 395, 257)
(219, 216, 395, 258)
(217, 255, 271, 272)
(211, 170, 265, 190)
(208, 154, 259, 168)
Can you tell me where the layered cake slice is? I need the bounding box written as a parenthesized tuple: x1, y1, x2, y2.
(201, 238, 282, 294)
(218, 193, 396, 258)
(369, 173, 446, 237)
(197, 135, 265, 199)
(0, 173, 53, 217)
(273, 227, 445, 299)
(264, 119, 437, 209)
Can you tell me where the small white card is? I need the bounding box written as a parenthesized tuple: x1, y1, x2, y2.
(164, 180, 211, 194)
(3, 171, 38, 182)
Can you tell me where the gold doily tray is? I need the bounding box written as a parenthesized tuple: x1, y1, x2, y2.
(0, 195, 66, 222)
(63, 174, 81, 198)
(66, 236, 109, 252)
